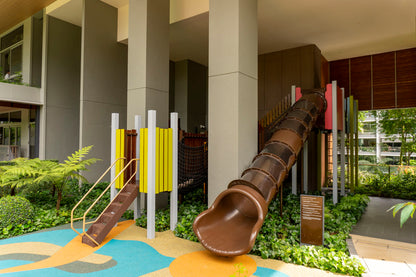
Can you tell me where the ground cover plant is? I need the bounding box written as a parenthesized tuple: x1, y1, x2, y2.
(136, 188, 368, 276)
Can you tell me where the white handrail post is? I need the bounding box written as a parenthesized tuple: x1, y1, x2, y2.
(134, 115, 141, 219)
(147, 110, 156, 239)
(111, 113, 119, 201)
(170, 112, 178, 231)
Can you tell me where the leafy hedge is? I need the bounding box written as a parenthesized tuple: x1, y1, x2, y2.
(356, 171, 416, 200)
(0, 196, 35, 229)
(0, 182, 115, 239)
(136, 189, 368, 276)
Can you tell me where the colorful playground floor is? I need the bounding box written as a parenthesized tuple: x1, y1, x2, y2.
(0, 220, 342, 277)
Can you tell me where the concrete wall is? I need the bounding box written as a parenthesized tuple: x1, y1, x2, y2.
(44, 16, 81, 162)
(187, 60, 207, 133)
(173, 59, 208, 132)
(80, 0, 127, 181)
(31, 12, 43, 88)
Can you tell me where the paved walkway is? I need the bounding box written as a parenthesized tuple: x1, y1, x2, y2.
(349, 197, 416, 277)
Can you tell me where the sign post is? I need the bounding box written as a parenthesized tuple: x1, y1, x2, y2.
(300, 195, 324, 246)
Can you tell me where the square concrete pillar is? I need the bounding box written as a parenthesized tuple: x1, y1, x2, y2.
(127, 0, 170, 129)
(208, 0, 258, 205)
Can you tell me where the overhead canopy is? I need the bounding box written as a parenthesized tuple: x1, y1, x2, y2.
(0, 0, 57, 35)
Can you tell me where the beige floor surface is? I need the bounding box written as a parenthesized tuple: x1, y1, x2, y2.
(115, 224, 347, 277)
(349, 234, 416, 277)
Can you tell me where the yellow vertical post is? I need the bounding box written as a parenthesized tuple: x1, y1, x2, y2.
(159, 128, 164, 193)
(164, 129, 168, 191)
(144, 128, 148, 193)
(140, 128, 145, 193)
(155, 128, 160, 194)
(115, 129, 125, 189)
(168, 128, 173, 191)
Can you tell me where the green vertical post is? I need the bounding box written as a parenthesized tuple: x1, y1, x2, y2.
(349, 96, 354, 191)
(354, 100, 359, 188)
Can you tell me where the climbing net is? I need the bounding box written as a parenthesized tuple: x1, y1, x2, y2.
(178, 139, 208, 192)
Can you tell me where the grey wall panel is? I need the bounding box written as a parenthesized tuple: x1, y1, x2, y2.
(45, 16, 81, 162)
(187, 60, 208, 133)
(174, 60, 188, 131)
(31, 14, 43, 88)
(80, 0, 127, 181)
(80, 101, 126, 180)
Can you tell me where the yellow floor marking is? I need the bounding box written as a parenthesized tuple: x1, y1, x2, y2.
(0, 241, 113, 265)
(0, 242, 60, 256)
(169, 250, 257, 277)
(0, 220, 134, 274)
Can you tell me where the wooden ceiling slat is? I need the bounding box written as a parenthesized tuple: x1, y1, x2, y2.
(0, 0, 56, 35)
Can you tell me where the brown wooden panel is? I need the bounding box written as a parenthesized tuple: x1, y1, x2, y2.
(397, 48, 416, 108)
(372, 52, 395, 110)
(397, 81, 416, 108)
(321, 55, 329, 88)
(329, 59, 349, 96)
(397, 48, 416, 83)
(264, 51, 283, 110)
(258, 55, 265, 112)
(351, 56, 371, 110)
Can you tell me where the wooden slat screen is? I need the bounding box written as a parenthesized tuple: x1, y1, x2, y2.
(350, 56, 371, 110)
(329, 59, 349, 96)
(329, 47, 416, 110)
(373, 52, 395, 109)
(397, 48, 416, 108)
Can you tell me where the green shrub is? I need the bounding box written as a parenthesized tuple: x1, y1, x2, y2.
(356, 171, 416, 199)
(0, 196, 35, 229)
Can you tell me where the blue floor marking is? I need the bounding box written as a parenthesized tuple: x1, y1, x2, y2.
(255, 266, 290, 277)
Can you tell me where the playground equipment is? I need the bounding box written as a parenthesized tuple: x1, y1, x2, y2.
(70, 111, 178, 245)
(193, 89, 326, 256)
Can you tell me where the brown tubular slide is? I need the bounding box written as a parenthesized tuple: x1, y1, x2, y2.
(193, 90, 326, 257)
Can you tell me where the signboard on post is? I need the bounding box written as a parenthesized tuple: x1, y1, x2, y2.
(300, 195, 324, 246)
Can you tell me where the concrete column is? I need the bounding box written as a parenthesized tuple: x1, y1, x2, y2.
(127, 0, 169, 129)
(208, 0, 258, 205)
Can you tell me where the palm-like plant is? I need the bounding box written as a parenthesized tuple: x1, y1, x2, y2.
(0, 146, 98, 211)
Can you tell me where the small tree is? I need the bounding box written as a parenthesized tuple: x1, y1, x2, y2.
(0, 146, 98, 211)
(0, 158, 56, 196)
(377, 108, 416, 165)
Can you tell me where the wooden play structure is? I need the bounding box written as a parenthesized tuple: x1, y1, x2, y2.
(70, 111, 179, 245)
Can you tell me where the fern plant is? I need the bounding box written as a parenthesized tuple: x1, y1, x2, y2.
(0, 146, 98, 211)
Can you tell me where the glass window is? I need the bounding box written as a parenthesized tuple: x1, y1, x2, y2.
(16, 127, 21, 146)
(3, 127, 9, 145)
(10, 127, 15, 145)
(1, 26, 23, 51)
(10, 111, 21, 122)
(10, 45, 22, 75)
(0, 113, 8, 123)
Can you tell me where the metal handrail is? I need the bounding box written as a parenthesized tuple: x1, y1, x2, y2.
(70, 157, 125, 236)
(81, 159, 139, 246)
(71, 158, 139, 246)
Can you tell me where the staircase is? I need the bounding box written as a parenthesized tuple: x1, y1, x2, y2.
(82, 182, 138, 247)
